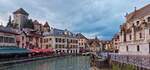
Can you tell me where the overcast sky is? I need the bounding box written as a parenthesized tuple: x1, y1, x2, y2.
(0, 0, 149, 40)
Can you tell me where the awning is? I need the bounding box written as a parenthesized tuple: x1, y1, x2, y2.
(29, 48, 54, 53)
(0, 46, 30, 54)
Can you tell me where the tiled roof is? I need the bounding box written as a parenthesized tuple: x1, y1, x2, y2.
(126, 4, 150, 22)
(88, 39, 100, 46)
(22, 28, 42, 37)
(13, 8, 29, 16)
(76, 33, 87, 39)
(33, 20, 41, 25)
(0, 27, 20, 35)
(43, 28, 77, 38)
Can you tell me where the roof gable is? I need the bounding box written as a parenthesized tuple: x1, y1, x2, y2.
(13, 8, 29, 16)
(126, 4, 150, 22)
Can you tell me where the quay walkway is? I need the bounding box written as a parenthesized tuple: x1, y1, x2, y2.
(109, 53, 150, 69)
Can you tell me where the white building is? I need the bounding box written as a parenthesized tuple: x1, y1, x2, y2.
(119, 4, 150, 55)
(43, 26, 79, 54)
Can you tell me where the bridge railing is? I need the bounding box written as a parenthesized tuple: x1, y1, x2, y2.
(109, 53, 150, 69)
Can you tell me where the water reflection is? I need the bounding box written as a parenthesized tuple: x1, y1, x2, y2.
(3, 56, 91, 70)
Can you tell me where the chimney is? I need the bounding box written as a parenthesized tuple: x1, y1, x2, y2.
(134, 7, 137, 12)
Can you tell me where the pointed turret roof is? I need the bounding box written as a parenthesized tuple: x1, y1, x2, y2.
(43, 22, 50, 27)
(13, 8, 29, 16)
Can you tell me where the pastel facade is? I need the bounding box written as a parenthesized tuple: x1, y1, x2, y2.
(119, 4, 150, 55)
(4, 8, 89, 54)
(112, 33, 119, 52)
(76, 33, 89, 52)
(88, 37, 103, 52)
(43, 28, 79, 53)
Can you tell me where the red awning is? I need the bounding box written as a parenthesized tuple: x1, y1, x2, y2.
(29, 48, 54, 53)
(29, 49, 40, 53)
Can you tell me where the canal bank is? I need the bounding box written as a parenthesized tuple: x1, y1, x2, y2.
(90, 53, 111, 70)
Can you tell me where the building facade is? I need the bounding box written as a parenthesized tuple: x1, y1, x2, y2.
(76, 33, 89, 53)
(3, 8, 89, 54)
(0, 26, 18, 47)
(88, 37, 103, 52)
(112, 33, 120, 52)
(43, 28, 79, 54)
(119, 4, 150, 55)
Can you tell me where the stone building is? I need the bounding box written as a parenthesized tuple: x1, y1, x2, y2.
(13, 8, 29, 29)
(7, 8, 43, 49)
(76, 33, 89, 53)
(119, 4, 150, 55)
(88, 37, 103, 52)
(112, 33, 120, 52)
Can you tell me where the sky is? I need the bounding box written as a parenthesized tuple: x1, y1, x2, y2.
(0, 0, 149, 40)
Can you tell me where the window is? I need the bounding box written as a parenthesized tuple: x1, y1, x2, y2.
(129, 35, 132, 40)
(126, 46, 128, 52)
(148, 17, 150, 22)
(137, 45, 140, 52)
(55, 38, 58, 42)
(0, 36, 3, 43)
(49, 38, 51, 41)
(149, 29, 150, 35)
(46, 45, 49, 49)
(136, 21, 139, 25)
(149, 43, 150, 53)
(63, 39, 65, 43)
(139, 33, 142, 38)
(59, 38, 61, 43)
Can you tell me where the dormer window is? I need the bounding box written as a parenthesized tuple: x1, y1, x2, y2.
(148, 17, 150, 22)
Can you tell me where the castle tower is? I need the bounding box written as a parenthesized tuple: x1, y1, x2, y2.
(43, 22, 50, 32)
(13, 8, 29, 29)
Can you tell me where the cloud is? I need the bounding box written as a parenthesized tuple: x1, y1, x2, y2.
(0, 0, 149, 40)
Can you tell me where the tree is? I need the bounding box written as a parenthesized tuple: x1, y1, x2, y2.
(6, 16, 13, 27)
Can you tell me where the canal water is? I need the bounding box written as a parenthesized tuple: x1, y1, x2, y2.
(1, 56, 110, 70)
(1, 56, 92, 70)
